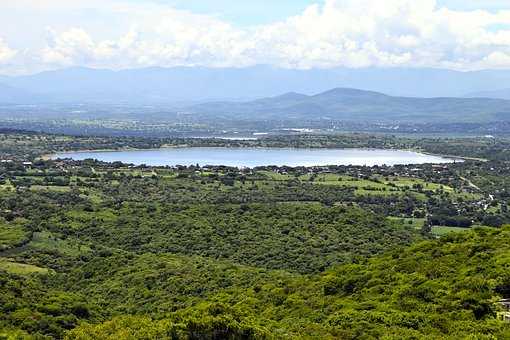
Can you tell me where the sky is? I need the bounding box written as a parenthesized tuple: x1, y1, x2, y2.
(1, 0, 510, 75)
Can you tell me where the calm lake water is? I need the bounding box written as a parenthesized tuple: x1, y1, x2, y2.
(52, 148, 458, 167)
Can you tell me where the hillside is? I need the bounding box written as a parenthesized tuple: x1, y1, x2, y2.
(64, 226, 510, 339)
(189, 88, 510, 123)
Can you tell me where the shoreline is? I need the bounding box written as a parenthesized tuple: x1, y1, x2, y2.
(40, 145, 473, 165)
(417, 151, 486, 162)
(39, 144, 191, 160)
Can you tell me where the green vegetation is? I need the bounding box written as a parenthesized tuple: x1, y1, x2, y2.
(66, 315, 269, 340)
(59, 203, 416, 273)
(0, 132, 509, 339)
(431, 226, 471, 236)
(0, 218, 29, 251)
(2, 226, 509, 339)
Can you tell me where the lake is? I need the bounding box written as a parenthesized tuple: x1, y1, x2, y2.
(52, 148, 458, 167)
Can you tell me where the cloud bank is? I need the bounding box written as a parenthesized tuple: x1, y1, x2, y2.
(1, 0, 510, 74)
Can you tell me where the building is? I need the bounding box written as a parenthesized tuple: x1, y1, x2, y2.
(498, 299, 510, 322)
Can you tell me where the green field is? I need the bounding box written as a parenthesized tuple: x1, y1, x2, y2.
(432, 226, 471, 236)
(0, 258, 49, 275)
(388, 217, 426, 229)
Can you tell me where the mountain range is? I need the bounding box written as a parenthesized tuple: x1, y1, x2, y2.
(187, 88, 510, 123)
(0, 83, 44, 104)
(2, 66, 510, 104)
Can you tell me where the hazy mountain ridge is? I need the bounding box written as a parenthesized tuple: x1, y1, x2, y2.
(0, 82, 46, 104)
(466, 88, 510, 100)
(188, 88, 510, 123)
(1, 66, 510, 124)
(2, 66, 510, 104)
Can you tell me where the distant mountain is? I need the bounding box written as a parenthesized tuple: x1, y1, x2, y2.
(3, 66, 510, 104)
(466, 89, 510, 100)
(0, 83, 46, 104)
(188, 88, 510, 123)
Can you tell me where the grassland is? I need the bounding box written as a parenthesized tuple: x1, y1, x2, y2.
(431, 226, 471, 236)
(387, 217, 426, 229)
(0, 258, 49, 275)
(261, 171, 476, 200)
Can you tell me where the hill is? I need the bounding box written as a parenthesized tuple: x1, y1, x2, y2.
(65, 226, 510, 339)
(189, 88, 510, 123)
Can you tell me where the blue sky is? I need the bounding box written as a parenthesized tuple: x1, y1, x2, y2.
(438, 0, 510, 11)
(165, 0, 325, 25)
(154, 0, 509, 25)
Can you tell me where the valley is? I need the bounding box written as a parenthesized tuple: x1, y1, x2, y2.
(3, 1, 510, 339)
(0, 131, 509, 339)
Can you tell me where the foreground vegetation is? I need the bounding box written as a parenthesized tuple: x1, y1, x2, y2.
(1, 131, 509, 339)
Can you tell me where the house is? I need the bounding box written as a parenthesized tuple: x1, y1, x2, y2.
(500, 299, 510, 311)
(498, 299, 510, 322)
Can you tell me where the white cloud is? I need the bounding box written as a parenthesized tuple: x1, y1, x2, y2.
(2, 0, 510, 73)
(249, 0, 510, 69)
(482, 51, 510, 68)
(41, 28, 95, 65)
(36, 4, 255, 69)
(0, 38, 17, 64)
